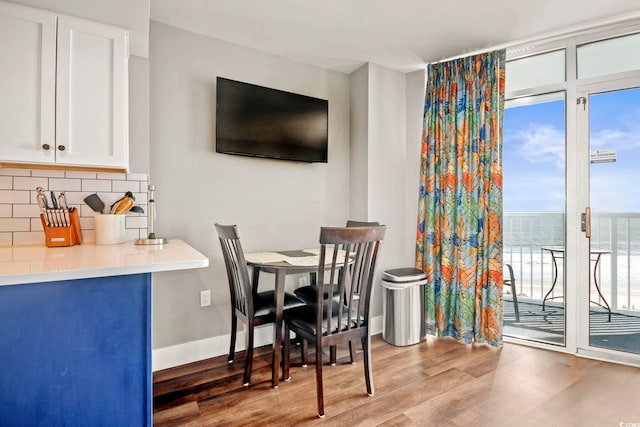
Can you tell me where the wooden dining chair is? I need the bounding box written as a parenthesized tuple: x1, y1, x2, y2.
(282, 225, 386, 417)
(294, 220, 381, 365)
(215, 223, 304, 386)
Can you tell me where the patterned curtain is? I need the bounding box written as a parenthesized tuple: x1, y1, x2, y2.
(415, 50, 505, 347)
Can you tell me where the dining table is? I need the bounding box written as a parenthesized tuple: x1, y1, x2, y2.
(541, 245, 612, 321)
(244, 249, 325, 388)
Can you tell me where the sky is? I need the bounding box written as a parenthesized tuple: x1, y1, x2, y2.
(503, 87, 640, 213)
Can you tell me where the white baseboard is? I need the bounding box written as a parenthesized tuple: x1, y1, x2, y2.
(152, 315, 383, 372)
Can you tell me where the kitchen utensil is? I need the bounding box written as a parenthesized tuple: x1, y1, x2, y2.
(58, 192, 69, 209)
(84, 193, 105, 214)
(36, 187, 49, 226)
(129, 205, 144, 214)
(112, 196, 134, 214)
(49, 191, 63, 226)
(58, 192, 70, 226)
(50, 191, 58, 209)
(109, 191, 135, 213)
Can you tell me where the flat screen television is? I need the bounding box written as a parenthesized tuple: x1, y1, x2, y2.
(215, 77, 328, 163)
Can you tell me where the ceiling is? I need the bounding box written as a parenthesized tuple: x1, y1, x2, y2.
(150, 0, 640, 73)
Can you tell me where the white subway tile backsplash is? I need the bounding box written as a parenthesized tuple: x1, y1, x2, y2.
(49, 178, 82, 191)
(13, 204, 40, 218)
(125, 216, 147, 229)
(0, 168, 148, 247)
(127, 173, 147, 181)
(0, 205, 11, 217)
(0, 168, 29, 177)
(97, 172, 126, 180)
(79, 216, 94, 231)
(13, 176, 48, 190)
(65, 171, 98, 179)
(30, 217, 44, 231)
(124, 228, 140, 241)
(0, 218, 30, 232)
(13, 231, 44, 246)
(82, 179, 112, 192)
(0, 176, 12, 189)
(112, 180, 140, 194)
(32, 169, 65, 178)
(0, 190, 30, 204)
(0, 233, 12, 246)
(83, 229, 95, 243)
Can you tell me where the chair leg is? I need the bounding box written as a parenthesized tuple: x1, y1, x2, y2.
(243, 324, 254, 386)
(506, 263, 520, 322)
(361, 334, 374, 397)
(330, 345, 336, 365)
(511, 281, 520, 323)
(301, 338, 308, 367)
(283, 323, 291, 381)
(315, 338, 325, 418)
(349, 340, 356, 364)
(228, 312, 237, 364)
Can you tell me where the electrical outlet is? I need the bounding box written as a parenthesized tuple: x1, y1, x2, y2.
(298, 276, 309, 286)
(200, 290, 211, 307)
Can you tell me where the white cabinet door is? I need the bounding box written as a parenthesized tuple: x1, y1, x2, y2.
(0, 2, 56, 163)
(56, 17, 129, 169)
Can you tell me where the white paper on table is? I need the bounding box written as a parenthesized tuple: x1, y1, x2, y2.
(244, 252, 287, 264)
(283, 255, 320, 266)
(283, 254, 347, 266)
(302, 248, 348, 258)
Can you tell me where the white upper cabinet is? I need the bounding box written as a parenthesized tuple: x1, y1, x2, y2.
(56, 17, 128, 169)
(0, 2, 56, 164)
(0, 2, 129, 170)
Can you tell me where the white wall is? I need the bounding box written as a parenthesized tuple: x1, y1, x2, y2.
(149, 22, 352, 352)
(4, 0, 427, 369)
(349, 64, 369, 221)
(405, 70, 427, 262)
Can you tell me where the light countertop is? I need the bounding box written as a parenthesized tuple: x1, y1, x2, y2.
(0, 239, 209, 286)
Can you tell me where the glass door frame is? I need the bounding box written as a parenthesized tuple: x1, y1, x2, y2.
(505, 24, 640, 365)
(575, 75, 640, 365)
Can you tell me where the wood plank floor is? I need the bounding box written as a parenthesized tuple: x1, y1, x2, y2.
(153, 335, 640, 426)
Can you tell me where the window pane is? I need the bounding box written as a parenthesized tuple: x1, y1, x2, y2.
(503, 92, 566, 347)
(506, 50, 565, 93)
(578, 33, 640, 79)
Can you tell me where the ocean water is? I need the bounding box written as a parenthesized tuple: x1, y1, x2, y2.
(504, 212, 640, 311)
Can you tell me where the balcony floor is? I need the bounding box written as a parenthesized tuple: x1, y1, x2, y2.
(504, 298, 640, 354)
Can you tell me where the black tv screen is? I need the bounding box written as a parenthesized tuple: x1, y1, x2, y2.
(216, 77, 328, 163)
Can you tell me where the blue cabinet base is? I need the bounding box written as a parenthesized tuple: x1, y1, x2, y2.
(0, 273, 152, 426)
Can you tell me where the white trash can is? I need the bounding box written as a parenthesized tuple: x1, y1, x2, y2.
(381, 268, 427, 346)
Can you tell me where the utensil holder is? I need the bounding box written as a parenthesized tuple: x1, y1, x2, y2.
(40, 208, 83, 247)
(95, 214, 126, 245)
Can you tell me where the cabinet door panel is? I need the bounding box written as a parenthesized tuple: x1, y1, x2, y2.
(0, 3, 55, 163)
(56, 17, 128, 169)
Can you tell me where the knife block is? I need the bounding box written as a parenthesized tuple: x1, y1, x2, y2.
(40, 208, 83, 247)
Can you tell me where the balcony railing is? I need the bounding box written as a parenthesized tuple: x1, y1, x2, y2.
(503, 212, 640, 312)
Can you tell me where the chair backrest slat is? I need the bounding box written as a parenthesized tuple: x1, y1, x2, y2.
(215, 224, 253, 319)
(316, 226, 385, 336)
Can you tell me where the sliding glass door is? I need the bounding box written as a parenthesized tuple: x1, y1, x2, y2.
(578, 86, 640, 358)
(505, 27, 640, 364)
(503, 93, 566, 346)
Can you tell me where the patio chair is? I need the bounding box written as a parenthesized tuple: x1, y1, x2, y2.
(504, 263, 520, 322)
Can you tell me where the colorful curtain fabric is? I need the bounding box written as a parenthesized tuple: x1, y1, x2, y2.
(415, 50, 505, 347)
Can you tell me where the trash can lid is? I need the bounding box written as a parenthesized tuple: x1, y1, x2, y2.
(382, 268, 426, 283)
